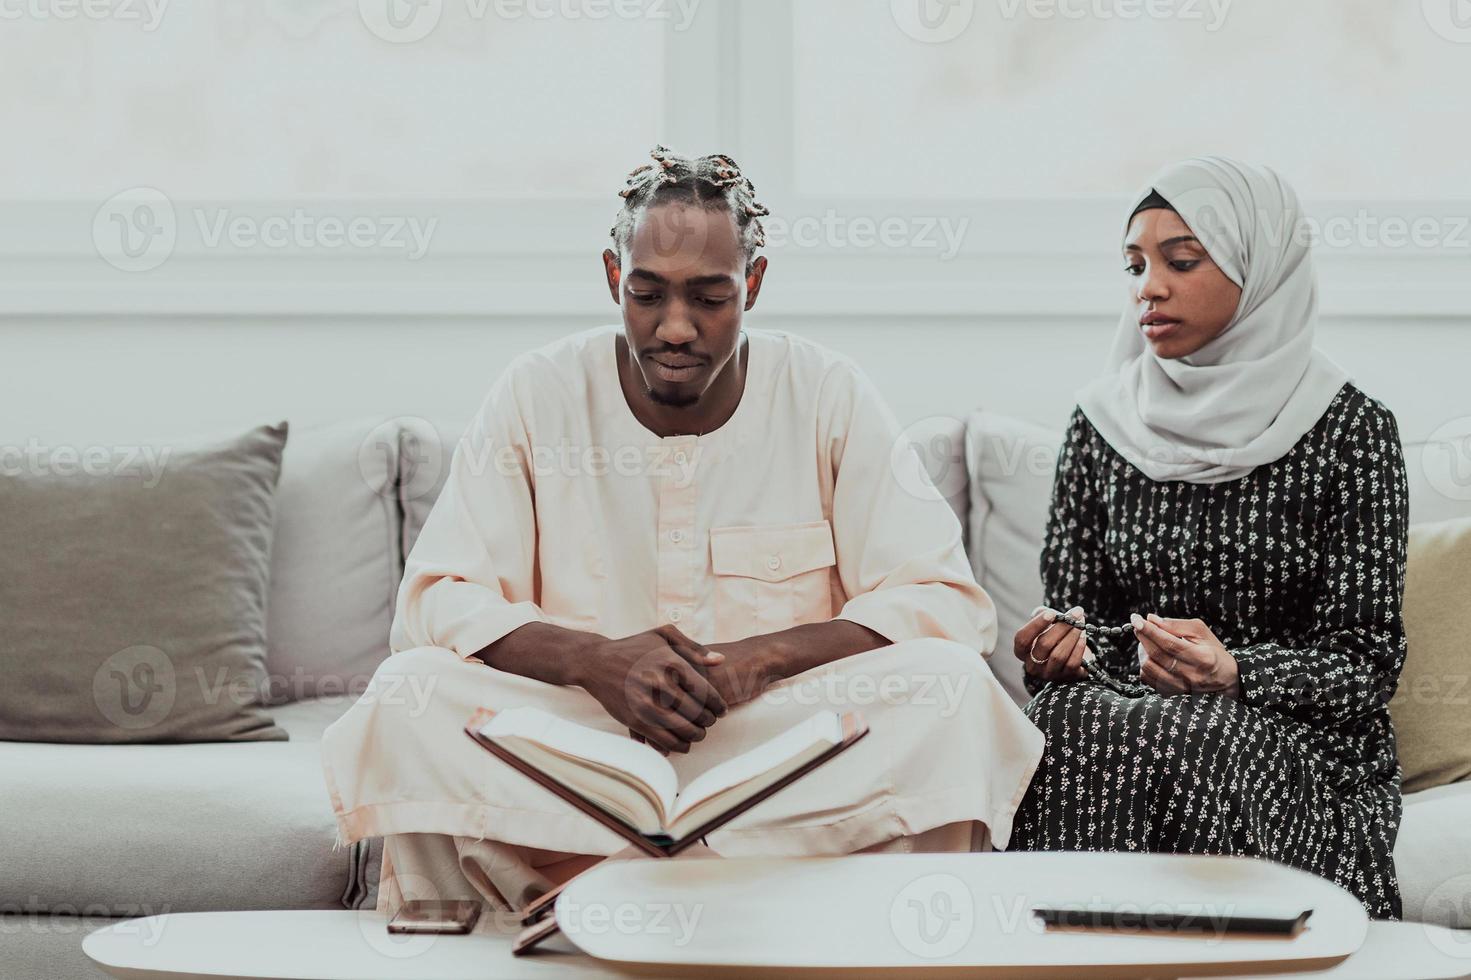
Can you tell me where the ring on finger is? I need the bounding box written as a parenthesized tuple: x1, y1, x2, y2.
(1168, 655, 1179, 673)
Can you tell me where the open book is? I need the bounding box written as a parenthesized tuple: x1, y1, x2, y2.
(465, 705, 868, 852)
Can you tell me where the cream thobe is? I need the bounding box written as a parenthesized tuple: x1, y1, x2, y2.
(321, 325, 1044, 914)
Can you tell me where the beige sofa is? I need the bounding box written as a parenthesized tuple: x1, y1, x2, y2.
(4, 411, 1467, 979)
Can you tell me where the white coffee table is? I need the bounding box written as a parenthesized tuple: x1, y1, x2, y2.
(554, 853, 1466, 978)
(1208, 925, 1471, 980)
(83, 854, 1471, 979)
(83, 907, 621, 980)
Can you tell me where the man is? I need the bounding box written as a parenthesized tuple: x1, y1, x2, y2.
(321, 146, 1043, 919)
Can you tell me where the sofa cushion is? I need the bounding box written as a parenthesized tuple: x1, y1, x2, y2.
(964, 410, 1064, 707)
(0, 422, 288, 743)
(1396, 780, 1471, 928)
(265, 418, 401, 703)
(1390, 516, 1471, 794)
(1402, 432, 1471, 527)
(0, 697, 365, 914)
(894, 413, 971, 543)
(397, 416, 458, 561)
(4, 915, 118, 980)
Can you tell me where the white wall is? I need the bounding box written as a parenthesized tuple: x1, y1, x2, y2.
(6, 315, 1468, 448)
(5, 0, 1470, 463)
(6, 0, 1471, 326)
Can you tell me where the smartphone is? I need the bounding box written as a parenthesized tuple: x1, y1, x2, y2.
(1032, 903, 1312, 937)
(386, 899, 482, 935)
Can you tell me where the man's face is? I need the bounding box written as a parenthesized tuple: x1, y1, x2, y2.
(603, 202, 764, 408)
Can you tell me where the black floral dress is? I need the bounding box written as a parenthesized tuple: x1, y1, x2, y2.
(1009, 383, 1409, 920)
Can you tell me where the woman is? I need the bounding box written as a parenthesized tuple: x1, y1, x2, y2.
(1009, 157, 1409, 919)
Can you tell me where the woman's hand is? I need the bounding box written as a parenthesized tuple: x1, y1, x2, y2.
(1014, 606, 1089, 683)
(1131, 613, 1241, 698)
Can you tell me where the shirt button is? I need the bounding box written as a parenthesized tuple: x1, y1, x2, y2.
(668, 608, 683, 623)
(765, 555, 782, 571)
(674, 451, 689, 465)
(669, 529, 685, 544)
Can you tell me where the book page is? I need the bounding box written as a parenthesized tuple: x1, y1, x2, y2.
(495, 737, 666, 832)
(666, 711, 844, 839)
(481, 707, 680, 827)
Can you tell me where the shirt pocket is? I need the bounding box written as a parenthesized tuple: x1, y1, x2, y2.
(708, 520, 837, 642)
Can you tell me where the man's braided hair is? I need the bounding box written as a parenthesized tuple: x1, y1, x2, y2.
(610, 145, 770, 274)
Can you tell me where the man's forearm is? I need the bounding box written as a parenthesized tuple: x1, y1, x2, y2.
(476, 618, 887, 692)
(760, 618, 891, 681)
(471, 621, 603, 686)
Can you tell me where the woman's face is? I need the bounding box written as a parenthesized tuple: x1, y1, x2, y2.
(1123, 207, 1243, 360)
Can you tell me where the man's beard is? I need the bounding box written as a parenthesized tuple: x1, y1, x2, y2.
(645, 383, 700, 408)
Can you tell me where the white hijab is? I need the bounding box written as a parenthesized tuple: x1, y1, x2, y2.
(1077, 156, 1351, 484)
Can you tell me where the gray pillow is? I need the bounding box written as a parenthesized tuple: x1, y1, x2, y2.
(398, 417, 457, 560)
(1390, 516, 1471, 794)
(964, 409, 1064, 708)
(265, 418, 402, 704)
(0, 423, 289, 743)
